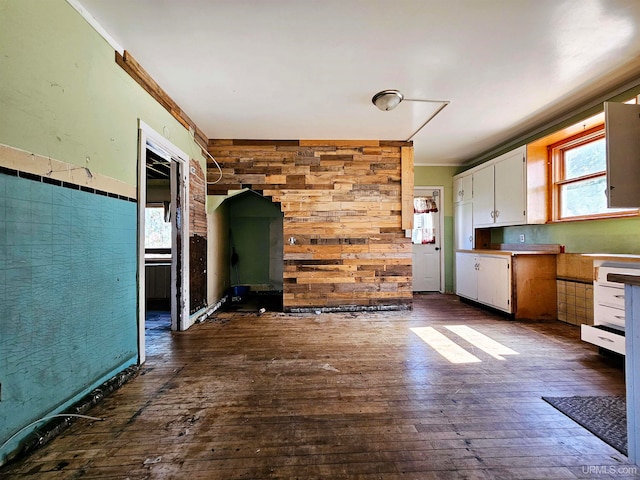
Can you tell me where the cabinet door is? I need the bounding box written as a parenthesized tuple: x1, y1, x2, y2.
(477, 255, 511, 312)
(455, 253, 478, 300)
(453, 176, 464, 204)
(494, 148, 526, 226)
(454, 202, 473, 250)
(472, 165, 495, 226)
(453, 174, 473, 203)
(605, 102, 640, 208)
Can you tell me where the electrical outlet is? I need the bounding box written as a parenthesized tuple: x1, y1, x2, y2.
(519, 234, 525, 243)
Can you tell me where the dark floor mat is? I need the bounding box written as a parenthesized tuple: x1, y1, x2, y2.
(543, 395, 627, 455)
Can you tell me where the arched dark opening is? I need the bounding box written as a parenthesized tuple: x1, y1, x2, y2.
(222, 189, 284, 312)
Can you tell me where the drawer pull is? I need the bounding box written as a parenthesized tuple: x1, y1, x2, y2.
(598, 336, 615, 343)
(615, 315, 625, 320)
(614, 294, 624, 299)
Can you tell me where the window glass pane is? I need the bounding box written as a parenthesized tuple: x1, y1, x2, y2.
(145, 206, 172, 248)
(564, 137, 606, 180)
(560, 176, 629, 218)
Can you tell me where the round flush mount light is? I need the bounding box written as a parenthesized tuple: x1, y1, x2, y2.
(372, 89, 404, 111)
(371, 89, 451, 141)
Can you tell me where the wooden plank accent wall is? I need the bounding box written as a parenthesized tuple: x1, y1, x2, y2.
(401, 147, 414, 230)
(207, 139, 413, 312)
(189, 158, 208, 313)
(189, 159, 207, 236)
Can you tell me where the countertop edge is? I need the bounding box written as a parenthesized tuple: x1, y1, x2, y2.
(456, 249, 558, 256)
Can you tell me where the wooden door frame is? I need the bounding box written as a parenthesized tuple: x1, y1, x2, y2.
(413, 186, 445, 293)
(137, 120, 190, 364)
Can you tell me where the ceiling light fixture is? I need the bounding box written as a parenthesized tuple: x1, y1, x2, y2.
(372, 89, 450, 140)
(372, 89, 404, 111)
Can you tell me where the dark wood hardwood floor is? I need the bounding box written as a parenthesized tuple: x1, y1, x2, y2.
(2, 294, 638, 479)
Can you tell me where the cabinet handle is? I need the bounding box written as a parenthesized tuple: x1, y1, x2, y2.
(597, 336, 615, 343)
(614, 294, 624, 299)
(490, 211, 495, 218)
(468, 236, 473, 242)
(615, 315, 625, 320)
(495, 210, 500, 218)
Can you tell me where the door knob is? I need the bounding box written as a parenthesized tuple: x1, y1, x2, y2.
(435, 247, 440, 251)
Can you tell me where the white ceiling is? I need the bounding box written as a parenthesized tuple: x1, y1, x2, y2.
(74, 0, 640, 166)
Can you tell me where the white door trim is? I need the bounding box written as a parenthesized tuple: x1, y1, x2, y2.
(137, 121, 190, 364)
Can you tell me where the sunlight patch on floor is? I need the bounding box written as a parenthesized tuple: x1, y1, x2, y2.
(410, 327, 481, 364)
(445, 325, 519, 360)
(411, 325, 519, 364)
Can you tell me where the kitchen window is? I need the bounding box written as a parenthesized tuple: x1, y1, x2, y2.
(549, 125, 636, 221)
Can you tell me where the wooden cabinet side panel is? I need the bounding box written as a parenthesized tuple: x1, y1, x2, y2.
(494, 150, 526, 225)
(512, 255, 558, 320)
(525, 143, 548, 224)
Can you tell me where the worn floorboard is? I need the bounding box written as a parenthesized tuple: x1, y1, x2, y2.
(2, 294, 639, 479)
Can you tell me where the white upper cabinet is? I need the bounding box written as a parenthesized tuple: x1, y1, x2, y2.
(453, 173, 472, 204)
(605, 101, 640, 208)
(472, 164, 494, 226)
(472, 146, 527, 227)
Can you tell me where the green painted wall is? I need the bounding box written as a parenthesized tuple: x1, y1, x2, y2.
(414, 166, 458, 292)
(500, 216, 640, 254)
(0, 0, 204, 185)
(0, 0, 205, 463)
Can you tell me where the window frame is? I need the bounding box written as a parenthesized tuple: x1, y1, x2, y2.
(548, 123, 638, 222)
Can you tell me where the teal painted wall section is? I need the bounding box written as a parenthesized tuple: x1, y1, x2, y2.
(414, 166, 457, 292)
(0, 0, 206, 463)
(0, 174, 138, 460)
(501, 216, 640, 254)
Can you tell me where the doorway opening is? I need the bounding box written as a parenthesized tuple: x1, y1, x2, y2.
(222, 190, 284, 313)
(137, 121, 189, 364)
(411, 186, 444, 293)
(144, 149, 172, 336)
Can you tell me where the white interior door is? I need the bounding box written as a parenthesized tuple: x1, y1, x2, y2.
(411, 187, 443, 292)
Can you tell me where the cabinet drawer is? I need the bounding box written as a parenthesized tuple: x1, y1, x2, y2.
(581, 325, 625, 355)
(595, 303, 625, 328)
(596, 284, 625, 309)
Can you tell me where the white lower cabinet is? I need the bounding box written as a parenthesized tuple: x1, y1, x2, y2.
(456, 252, 511, 313)
(456, 252, 478, 300)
